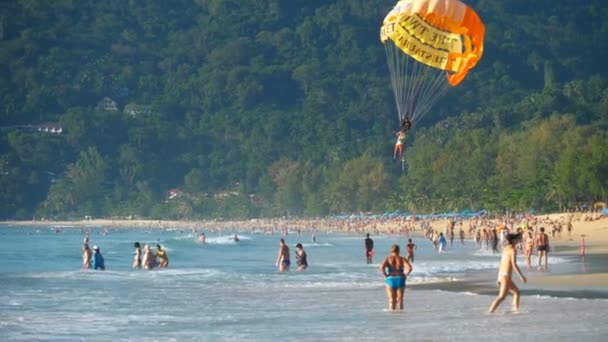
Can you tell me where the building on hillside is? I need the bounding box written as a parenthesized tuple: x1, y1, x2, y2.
(167, 188, 185, 200)
(213, 191, 239, 199)
(96, 97, 119, 112)
(166, 189, 213, 201)
(35, 123, 63, 134)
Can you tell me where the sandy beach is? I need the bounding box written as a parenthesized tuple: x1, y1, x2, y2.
(3, 212, 606, 250)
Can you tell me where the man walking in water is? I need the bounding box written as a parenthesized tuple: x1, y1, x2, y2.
(488, 233, 527, 313)
(438, 233, 447, 254)
(406, 238, 417, 263)
(275, 238, 290, 272)
(536, 227, 550, 271)
(365, 233, 374, 264)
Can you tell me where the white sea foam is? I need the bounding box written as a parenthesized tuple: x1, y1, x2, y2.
(300, 242, 334, 248)
(205, 235, 252, 245)
(432, 289, 479, 296)
(279, 281, 381, 289)
(170, 234, 195, 240)
(12, 267, 227, 282)
(529, 294, 608, 302)
(407, 276, 462, 284)
(412, 259, 497, 276)
(473, 249, 502, 257)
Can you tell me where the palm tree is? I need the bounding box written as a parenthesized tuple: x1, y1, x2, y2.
(545, 182, 566, 212)
(176, 198, 193, 219)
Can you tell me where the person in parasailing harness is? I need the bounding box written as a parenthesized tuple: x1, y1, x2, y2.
(393, 116, 412, 160)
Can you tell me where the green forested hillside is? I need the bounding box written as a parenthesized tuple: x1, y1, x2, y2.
(1, 0, 607, 219)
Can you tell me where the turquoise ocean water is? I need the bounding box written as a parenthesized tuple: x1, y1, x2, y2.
(1, 225, 607, 341)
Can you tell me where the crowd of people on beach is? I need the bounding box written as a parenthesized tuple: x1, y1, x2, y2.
(74, 210, 605, 314)
(78, 212, 582, 276)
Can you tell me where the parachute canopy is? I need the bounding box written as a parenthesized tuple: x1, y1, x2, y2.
(380, 0, 484, 124)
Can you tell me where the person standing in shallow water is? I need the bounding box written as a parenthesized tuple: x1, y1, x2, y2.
(491, 229, 500, 253)
(380, 244, 412, 311)
(406, 239, 416, 263)
(156, 245, 169, 268)
(295, 243, 308, 271)
(133, 242, 142, 268)
(92, 246, 105, 270)
(524, 230, 534, 270)
(438, 233, 447, 254)
(275, 238, 290, 272)
(536, 227, 550, 271)
(82, 243, 92, 269)
(365, 233, 374, 264)
(488, 233, 527, 314)
(142, 245, 156, 270)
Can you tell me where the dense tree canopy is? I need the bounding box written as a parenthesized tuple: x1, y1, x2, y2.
(0, 0, 607, 219)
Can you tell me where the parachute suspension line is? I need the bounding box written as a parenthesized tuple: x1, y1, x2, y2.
(412, 67, 450, 124)
(407, 54, 427, 123)
(386, 41, 418, 123)
(409, 16, 452, 123)
(403, 50, 420, 121)
(386, 42, 449, 126)
(416, 71, 450, 122)
(385, 43, 399, 121)
(385, 42, 409, 123)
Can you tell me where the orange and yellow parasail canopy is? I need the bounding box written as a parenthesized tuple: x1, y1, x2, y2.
(381, 0, 485, 86)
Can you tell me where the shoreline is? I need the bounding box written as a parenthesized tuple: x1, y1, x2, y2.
(3, 213, 608, 293)
(411, 251, 608, 296)
(2, 212, 606, 251)
(412, 276, 608, 299)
